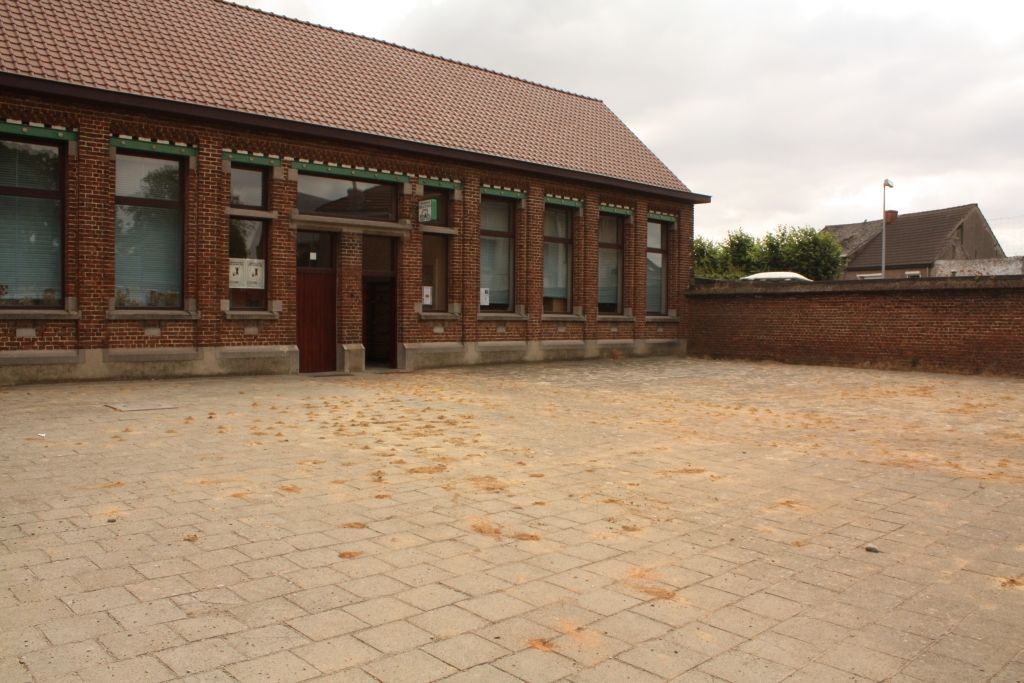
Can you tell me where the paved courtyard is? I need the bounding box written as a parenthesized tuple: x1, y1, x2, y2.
(1, 357, 1023, 682)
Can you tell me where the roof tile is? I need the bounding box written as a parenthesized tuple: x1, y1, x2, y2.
(1, 0, 693, 194)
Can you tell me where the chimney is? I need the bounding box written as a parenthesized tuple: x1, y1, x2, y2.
(884, 209, 898, 224)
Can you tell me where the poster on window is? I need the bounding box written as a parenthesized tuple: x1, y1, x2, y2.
(479, 287, 490, 306)
(418, 198, 437, 223)
(422, 286, 433, 306)
(229, 258, 265, 289)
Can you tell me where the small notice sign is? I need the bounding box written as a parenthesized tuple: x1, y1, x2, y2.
(479, 287, 490, 306)
(422, 286, 433, 306)
(418, 198, 438, 223)
(229, 258, 265, 289)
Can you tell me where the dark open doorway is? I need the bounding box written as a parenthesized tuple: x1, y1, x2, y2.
(362, 235, 398, 367)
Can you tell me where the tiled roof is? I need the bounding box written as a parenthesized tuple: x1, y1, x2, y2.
(826, 204, 977, 269)
(821, 221, 880, 259)
(0, 0, 698, 197)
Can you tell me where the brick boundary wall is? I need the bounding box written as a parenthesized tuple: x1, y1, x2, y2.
(686, 276, 1024, 376)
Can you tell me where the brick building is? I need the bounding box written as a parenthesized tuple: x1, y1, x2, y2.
(0, 0, 708, 384)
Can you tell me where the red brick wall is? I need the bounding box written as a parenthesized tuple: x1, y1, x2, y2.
(0, 91, 695, 358)
(688, 278, 1024, 375)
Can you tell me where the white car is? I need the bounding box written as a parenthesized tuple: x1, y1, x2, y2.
(740, 271, 812, 281)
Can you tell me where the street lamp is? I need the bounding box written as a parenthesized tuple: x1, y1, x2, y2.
(881, 179, 893, 278)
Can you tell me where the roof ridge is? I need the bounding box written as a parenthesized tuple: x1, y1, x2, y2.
(826, 203, 979, 228)
(217, 0, 601, 103)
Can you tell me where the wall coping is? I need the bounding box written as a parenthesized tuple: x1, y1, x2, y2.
(687, 275, 1024, 297)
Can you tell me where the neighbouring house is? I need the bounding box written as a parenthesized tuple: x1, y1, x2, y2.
(823, 204, 1004, 280)
(0, 0, 709, 384)
(933, 257, 1024, 277)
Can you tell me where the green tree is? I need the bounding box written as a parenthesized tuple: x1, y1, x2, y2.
(692, 225, 843, 281)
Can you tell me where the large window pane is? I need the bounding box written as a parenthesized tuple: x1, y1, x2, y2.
(0, 140, 59, 190)
(543, 242, 569, 310)
(230, 166, 265, 208)
(421, 233, 448, 312)
(115, 205, 181, 308)
(646, 252, 665, 314)
(599, 215, 620, 244)
(0, 196, 62, 306)
(229, 218, 267, 310)
(480, 235, 511, 308)
(297, 173, 397, 221)
(598, 247, 621, 313)
(481, 198, 511, 233)
(543, 208, 569, 238)
(115, 155, 180, 200)
(647, 221, 665, 249)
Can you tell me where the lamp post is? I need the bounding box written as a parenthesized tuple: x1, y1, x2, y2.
(881, 178, 893, 278)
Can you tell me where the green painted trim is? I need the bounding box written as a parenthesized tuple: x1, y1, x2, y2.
(420, 178, 461, 190)
(110, 137, 196, 156)
(600, 205, 633, 217)
(222, 152, 281, 167)
(481, 187, 526, 199)
(0, 122, 78, 141)
(545, 196, 582, 208)
(648, 211, 677, 223)
(292, 161, 407, 183)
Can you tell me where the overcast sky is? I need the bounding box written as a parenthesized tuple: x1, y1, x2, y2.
(238, 0, 1024, 255)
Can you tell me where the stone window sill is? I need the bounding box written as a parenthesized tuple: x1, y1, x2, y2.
(419, 311, 460, 321)
(646, 315, 680, 323)
(541, 314, 586, 322)
(478, 312, 528, 321)
(0, 309, 81, 321)
(224, 310, 279, 321)
(107, 309, 200, 321)
(226, 207, 278, 220)
(597, 314, 634, 322)
(421, 225, 458, 236)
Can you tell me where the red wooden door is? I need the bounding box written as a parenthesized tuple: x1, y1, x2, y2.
(296, 231, 336, 372)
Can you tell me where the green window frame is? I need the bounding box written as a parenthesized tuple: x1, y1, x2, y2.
(0, 135, 65, 308)
(114, 150, 185, 309)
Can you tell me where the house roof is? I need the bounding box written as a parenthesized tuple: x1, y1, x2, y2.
(821, 221, 880, 259)
(825, 204, 978, 269)
(0, 0, 706, 201)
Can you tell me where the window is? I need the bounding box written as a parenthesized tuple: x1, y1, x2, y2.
(230, 164, 268, 209)
(228, 164, 269, 309)
(598, 214, 623, 314)
(479, 197, 513, 310)
(422, 233, 448, 312)
(646, 220, 669, 315)
(0, 137, 63, 307)
(297, 173, 398, 222)
(543, 206, 572, 313)
(419, 188, 450, 226)
(114, 152, 183, 308)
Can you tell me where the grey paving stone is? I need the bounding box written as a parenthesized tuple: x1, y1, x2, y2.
(617, 641, 708, 678)
(225, 651, 319, 683)
(353, 620, 433, 654)
(493, 647, 578, 683)
(361, 649, 456, 683)
(699, 650, 795, 682)
(292, 635, 381, 673)
(155, 638, 246, 676)
(76, 655, 176, 683)
(20, 640, 112, 679)
(422, 633, 510, 670)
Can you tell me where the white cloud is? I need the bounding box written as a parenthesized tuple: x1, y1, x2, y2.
(234, 0, 1024, 255)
